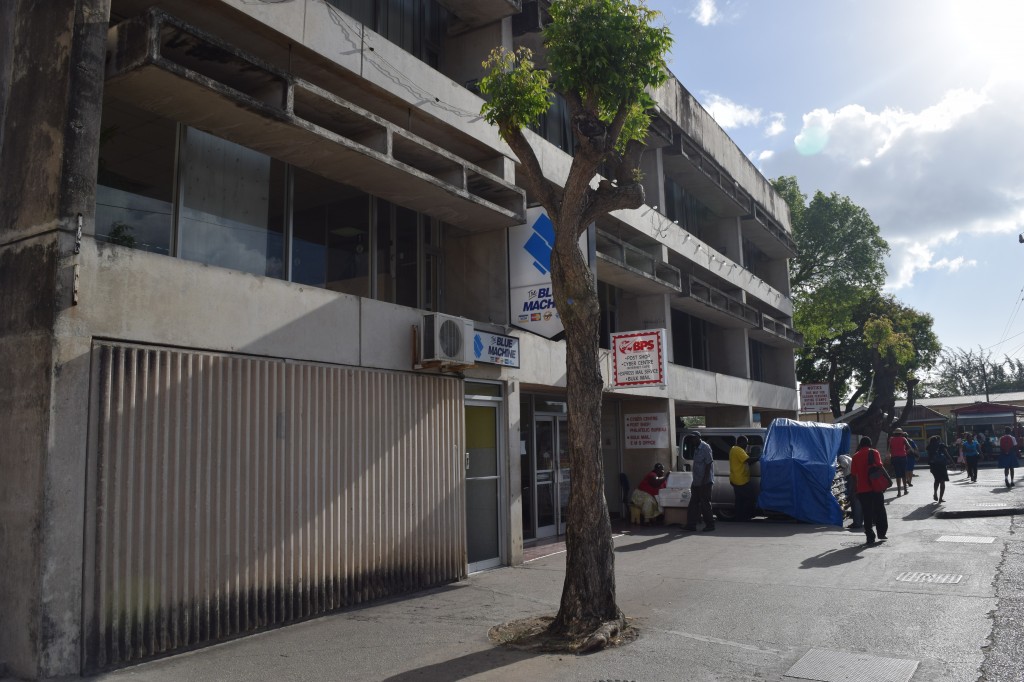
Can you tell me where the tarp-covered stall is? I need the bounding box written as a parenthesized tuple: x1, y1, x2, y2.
(757, 419, 851, 526)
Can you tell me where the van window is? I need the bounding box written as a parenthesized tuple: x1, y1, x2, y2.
(682, 434, 765, 461)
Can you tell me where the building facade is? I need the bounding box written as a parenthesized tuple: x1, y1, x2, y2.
(0, 0, 799, 677)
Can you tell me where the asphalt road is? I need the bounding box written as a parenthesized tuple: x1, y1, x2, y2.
(37, 466, 1024, 682)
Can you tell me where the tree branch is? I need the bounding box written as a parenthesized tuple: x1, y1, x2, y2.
(579, 180, 645, 233)
(501, 124, 559, 217)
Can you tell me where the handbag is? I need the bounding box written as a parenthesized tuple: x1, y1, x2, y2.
(867, 448, 892, 493)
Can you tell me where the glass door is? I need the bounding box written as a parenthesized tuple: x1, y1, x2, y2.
(534, 416, 569, 537)
(534, 418, 557, 538)
(465, 403, 502, 572)
(556, 417, 569, 534)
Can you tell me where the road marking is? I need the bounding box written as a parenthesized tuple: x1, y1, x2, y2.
(785, 648, 918, 682)
(895, 571, 963, 584)
(664, 629, 782, 654)
(936, 535, 996, 543)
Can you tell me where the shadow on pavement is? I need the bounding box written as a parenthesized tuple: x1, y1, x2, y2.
(799, 542, 872, 569)
(382, 646, 539, 681)
(900, 504, 939, 521)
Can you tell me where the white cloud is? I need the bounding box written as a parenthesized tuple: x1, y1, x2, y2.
(691, 0, 720, 26)
(703, 94, 761, 129)
(757, 150, 774, 161)
(765, 76, 1024, 294)
(764, 114, 786, 137)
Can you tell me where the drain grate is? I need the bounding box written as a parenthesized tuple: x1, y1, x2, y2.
(895, 571, 963, 584)
(785, 648, 918, 682)
(936, 535, 996, 544)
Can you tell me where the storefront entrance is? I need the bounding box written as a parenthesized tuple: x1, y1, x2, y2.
(534, 415, 569, 538)
(465, 383, 505, 573)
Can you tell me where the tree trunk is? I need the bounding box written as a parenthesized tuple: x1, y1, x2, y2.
(547, 215, 621, 640)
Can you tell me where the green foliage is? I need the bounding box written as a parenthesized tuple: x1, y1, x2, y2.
(107, 222, 137, 248)
(480, 0, 671, 154)
(480, 47, 552, 135)
(925, 347, 1024, 397)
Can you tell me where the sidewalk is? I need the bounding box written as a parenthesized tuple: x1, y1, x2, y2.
(68, 467, 1021, 682)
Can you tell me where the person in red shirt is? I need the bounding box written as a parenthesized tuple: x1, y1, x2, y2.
(998, 427, 1018, 488)
(850, 436, 889, 545)
(887, 428, 912, 497)
(631, 462, 669, 523)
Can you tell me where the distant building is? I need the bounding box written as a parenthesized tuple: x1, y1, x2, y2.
(0, 1, 798, 677)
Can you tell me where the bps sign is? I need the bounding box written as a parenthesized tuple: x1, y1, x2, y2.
(611, 329, 667, 388)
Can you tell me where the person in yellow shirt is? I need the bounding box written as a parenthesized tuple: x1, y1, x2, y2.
(729, 436, 755, 521)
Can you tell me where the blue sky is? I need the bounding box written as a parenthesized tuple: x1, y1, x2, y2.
(645, 0, 1024, 360)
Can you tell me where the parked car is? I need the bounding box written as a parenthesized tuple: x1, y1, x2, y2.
(678, 427, 766, 520)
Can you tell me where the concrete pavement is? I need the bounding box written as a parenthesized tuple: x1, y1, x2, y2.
(35, 466, 1024, 681)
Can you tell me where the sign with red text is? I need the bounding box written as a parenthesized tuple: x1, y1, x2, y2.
(624, 413, 670, 449)
(611, 329, 667, 388)
(800, 383, 831, 412)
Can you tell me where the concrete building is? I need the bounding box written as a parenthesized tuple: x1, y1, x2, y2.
(0, 0, 799, 677)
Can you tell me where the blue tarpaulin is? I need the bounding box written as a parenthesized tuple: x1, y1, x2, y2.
(757, 418, 851, 526)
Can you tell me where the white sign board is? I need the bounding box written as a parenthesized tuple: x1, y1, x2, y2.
(800, 383, 831, 412)
(624, 413, 669, 449)
(508, 207, 588, 339)
(471, 330, 520, 368)
(611, 329, 667, 388)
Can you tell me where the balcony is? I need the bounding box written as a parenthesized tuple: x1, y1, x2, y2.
(750, 314, 804, 348)
(442, 0, 522, 29)
(741, 206, 798, 259)
(596, 231, 682, 295)
(105, 10, 525, 231)
(676, 275, 760, 329)
(662, 135, 752, 218)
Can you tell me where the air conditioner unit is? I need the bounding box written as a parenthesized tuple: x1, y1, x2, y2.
(421, 313, 474, 365)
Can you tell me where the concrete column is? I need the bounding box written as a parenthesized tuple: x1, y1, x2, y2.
(706, 405, 754, 427)
(0, 0, 109, 677)
(618, 292, 670, 333)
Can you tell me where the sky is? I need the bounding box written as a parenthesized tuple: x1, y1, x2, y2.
(645, 0, 1024, 361)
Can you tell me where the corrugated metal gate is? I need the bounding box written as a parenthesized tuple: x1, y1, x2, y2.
(83, 342, 466, 672)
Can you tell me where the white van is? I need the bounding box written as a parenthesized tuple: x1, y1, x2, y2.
(678, 427, 766, 520)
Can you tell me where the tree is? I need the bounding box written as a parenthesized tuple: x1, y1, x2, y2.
(844, 298, 941, 443)
(771, 177, 889, 349)
(925, 347, 1024, 398)
(480, 0, 671, 649)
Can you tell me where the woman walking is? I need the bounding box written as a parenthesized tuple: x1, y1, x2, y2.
(926, 436, 950, 503)
(850, 436, 888, 545)
(888, 428, 912, 496)
(998, 427, 1018, 488)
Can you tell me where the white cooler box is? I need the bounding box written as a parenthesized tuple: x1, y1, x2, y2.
(658, 471, 692, 525)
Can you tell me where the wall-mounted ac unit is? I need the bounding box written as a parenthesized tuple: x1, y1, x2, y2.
(421, 313, 474, 365)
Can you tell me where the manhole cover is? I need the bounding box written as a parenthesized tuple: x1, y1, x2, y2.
(785, 648, 918, 682)
(895, 572, 963, 584)
(936, 535, 996, 544)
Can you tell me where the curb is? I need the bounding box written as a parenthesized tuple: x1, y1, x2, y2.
(935, 507, 1024, 519)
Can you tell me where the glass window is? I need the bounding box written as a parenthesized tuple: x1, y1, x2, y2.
(178, 128, 286, 278)
(394, 205, 418, 308)
(95, 100, 176, 255)
(671, 308, 708, 370)
(292, 168, 371, 295)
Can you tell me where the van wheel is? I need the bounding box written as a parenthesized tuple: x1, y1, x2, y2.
(715, 506, 737, 522)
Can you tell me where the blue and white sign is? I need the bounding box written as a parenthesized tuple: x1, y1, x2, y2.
(508, 207, 588, 339)
(473, 330, 520, 368)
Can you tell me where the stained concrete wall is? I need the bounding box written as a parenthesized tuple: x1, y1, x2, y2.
(0, 0, 110, 677)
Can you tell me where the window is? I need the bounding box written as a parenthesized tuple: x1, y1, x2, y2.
(664, 176, 711, 239)
(749, 339, 766, 383)
(94, 102, 445, 311)
(671, 309, 708, 370)
(534, 93, 574, 154)
(598, 281, 620, 350)
(177, 128, 286, 279)
(292, 169, 371, 295)
(95, 101, 176, 255)
(325, 0, 448, 66)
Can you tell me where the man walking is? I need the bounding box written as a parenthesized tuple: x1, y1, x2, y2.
(683, 432, 715, 532)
